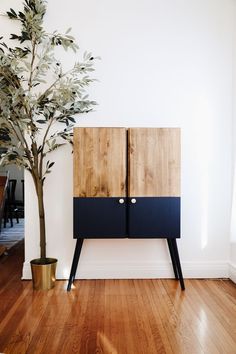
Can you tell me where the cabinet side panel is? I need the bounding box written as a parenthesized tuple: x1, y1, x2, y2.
(74, 128, 126, 197)
(128, 128, 180, 197)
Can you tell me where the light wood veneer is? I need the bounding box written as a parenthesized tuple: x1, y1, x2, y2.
(74, 128, 126, 197)
(128, 128, 180, 197)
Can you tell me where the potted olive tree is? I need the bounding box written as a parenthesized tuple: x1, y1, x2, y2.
(0, 0, 97, 289)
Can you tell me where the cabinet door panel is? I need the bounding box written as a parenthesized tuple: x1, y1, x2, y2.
(74, 197, 127, 238)
(128, 128, 180, 197)
(74, 128, 126, 197)
(128, 197, 180, 238)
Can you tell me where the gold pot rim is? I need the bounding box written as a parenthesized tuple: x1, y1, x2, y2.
(30, 258, 57, 266)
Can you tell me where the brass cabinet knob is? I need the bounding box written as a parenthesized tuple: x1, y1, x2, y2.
(131, 198, 136, 204)
(119, 198, 125, 204)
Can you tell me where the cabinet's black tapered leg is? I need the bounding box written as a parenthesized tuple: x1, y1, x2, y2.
(67, 238, 84, 291)
(167, 239, 179, 279)
(171, 239, 185, 290)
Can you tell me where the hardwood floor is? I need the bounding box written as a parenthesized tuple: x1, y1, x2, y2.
(1, 244, 236, 354)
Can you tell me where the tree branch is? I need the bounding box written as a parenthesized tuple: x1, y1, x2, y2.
(37, 67, 74, 103)
(39, 114, 55, 178)
(28, 36, 37, 92)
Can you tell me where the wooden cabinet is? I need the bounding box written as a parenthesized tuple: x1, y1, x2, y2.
(68, 127, 184, 291)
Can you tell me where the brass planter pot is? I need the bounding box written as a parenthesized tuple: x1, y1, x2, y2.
(30, 258, 57, 290)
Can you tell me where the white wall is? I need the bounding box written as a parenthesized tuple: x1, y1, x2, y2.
(229, 0, 236, 283)
(0, 0, 233, 279)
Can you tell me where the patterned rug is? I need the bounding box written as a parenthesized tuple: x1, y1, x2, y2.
(0, 219, 24, 250)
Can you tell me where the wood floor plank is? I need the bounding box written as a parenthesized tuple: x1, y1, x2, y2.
(163, 279, 221, 354)
(150, 280, 204, 354)
(193, 279, 236, 350)
(78, 280, 105, 353)
(203, 280, 236, 333)
(187, 279, 236, 353)
(132, 281, 168, 353)
(133, 279, 173, 354)
(25, 281, 66, 354)
(52, 282, 87, 353)
(1, 245, 236, 354)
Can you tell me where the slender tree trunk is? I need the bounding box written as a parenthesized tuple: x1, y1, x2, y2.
(36, 177, 46, 259)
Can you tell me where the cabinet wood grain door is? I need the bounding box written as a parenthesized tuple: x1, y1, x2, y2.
(73, 127, 127, 238)
(128, 128, 181, 238)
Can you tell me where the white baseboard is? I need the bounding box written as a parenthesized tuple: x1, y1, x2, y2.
(229, 262, 236, 283)
(22, 260, 229, 280)
(183, 261, 229, 278)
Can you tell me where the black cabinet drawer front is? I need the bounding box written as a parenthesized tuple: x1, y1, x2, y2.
(74, 197, 127, 238)
(128, 197, 180, 238)
(74, 197, 180, 239)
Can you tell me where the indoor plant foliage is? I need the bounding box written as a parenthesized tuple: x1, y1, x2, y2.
(0, 0, 97, 263)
